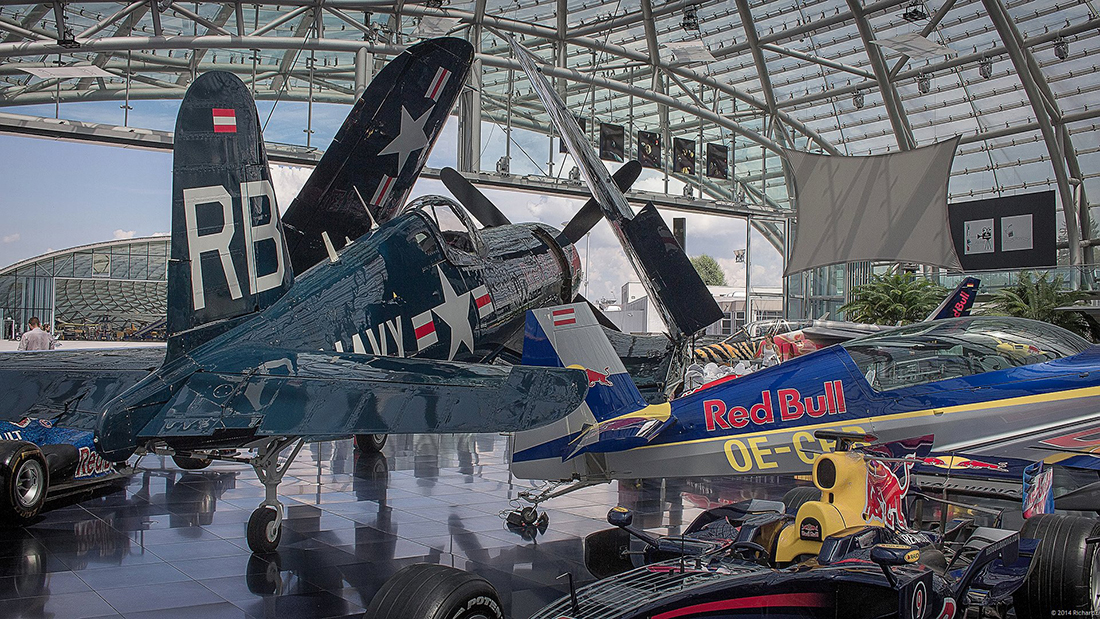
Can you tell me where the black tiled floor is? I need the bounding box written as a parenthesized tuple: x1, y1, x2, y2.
(1, 433, 798, 618)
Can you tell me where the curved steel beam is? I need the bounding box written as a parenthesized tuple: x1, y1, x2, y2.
(844, 0, 914, 151)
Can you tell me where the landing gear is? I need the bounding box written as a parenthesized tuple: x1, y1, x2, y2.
(354, 434, 387, 453)
(504, 479, 601, 533)
(246, 437, 304, 554)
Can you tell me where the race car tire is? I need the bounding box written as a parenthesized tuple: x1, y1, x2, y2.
(0, 441, 49, 525)
(782, 486, 820, 515)
(172, 455, 212, 470)
(364, 563, 503, 619)
(1014, 513, 1100, 619)
(354, 434, 388, 453)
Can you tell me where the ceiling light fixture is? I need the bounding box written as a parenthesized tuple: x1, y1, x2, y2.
(682, 5, 699, 31)
(1054, 37, 1069, 60)
(853, 90, 865, 108)
(979, 56, 992, 79)
(902, 0, 928, 22)
(918, 72, 931, 94)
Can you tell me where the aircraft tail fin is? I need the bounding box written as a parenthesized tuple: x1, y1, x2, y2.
(927, 277, 980, 321)
(168, 71, 294, 360)
(281, 37, 474, 273)
(521, 303, 674, 461)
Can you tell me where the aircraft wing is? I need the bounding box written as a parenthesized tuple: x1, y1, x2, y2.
(0, 348, 164, 429)
(563, 403, 674, 461)
(125, 345, 588, 440)
(281, 37, 474, 274)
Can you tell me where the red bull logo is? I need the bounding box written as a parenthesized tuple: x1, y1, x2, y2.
(703, 381, 846, 432)
(918, 455, 1008, 472)
(584, 366, 614, 388)
(864, 458, 913, 531)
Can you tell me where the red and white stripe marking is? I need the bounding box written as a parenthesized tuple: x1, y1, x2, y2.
(412, 310, 438, 351)
(212, 108, 237, 133)
(472, 285, 493, 319)
(370, 175, 396, 206)
(426, 67, 451, 101)
(552, 307, 576, 327)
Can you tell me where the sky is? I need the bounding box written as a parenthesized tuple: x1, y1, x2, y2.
(0, 96, 784, 303)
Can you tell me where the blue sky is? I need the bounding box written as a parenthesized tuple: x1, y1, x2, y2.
(0, 96, 782, 302)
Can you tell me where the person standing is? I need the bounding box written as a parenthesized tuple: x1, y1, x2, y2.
(17, 317, 55, 351)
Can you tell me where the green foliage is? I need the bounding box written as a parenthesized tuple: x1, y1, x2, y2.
(840, 272, 948, 325)
(982, 271, 1094, 340)
(691, 254, 727, 286)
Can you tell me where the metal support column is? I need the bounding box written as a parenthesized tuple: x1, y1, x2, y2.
(981, 0, 1082, 279)
(845, 0, 915, 152)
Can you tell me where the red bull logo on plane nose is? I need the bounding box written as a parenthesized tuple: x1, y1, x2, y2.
(703, 381, 847, 432)
(584, 367, 614, 388)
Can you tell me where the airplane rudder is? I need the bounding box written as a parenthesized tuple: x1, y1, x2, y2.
(169, 71, 293, 356)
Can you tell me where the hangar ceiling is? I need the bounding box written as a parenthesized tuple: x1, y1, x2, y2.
(0, 0, 1097, 261)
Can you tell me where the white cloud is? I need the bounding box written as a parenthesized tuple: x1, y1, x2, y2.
(113, 229, 136, 240)
(2, 233, 18, 243)
(270, 164, 313, 213)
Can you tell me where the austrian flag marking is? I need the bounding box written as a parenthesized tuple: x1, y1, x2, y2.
(552, 308, 576, 327)
(427, 67, 451, 101)
(472, 285, 494, 318)
(212, 108, 237, 133)
(412, 310, 438, 351)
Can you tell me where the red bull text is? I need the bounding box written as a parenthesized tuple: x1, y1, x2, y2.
(703, 381, 847, 432)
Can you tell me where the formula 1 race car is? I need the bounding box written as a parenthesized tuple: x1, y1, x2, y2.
(0, 418, 129, 524)
(365, 431, 1099, 619)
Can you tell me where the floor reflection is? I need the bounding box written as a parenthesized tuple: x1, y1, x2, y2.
(0, 433, 801, 618)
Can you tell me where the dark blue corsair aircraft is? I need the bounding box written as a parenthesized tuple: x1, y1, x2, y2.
(0, 37, 631, 552)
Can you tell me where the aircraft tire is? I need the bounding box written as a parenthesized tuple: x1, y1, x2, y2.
(172, 455, 212, 470)
(0, 441, 49, 525)
(782, 486, 819, 515)
(1013, 514, 1100, 619)
(247, 507, 282, 554)
(364, 563, 503, 619)
(355, 434, 388, 453)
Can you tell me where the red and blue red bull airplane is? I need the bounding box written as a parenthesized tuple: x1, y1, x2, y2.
(513, 302, 1100, 485)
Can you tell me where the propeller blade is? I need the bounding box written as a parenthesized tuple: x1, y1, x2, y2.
(558, 160, 642, 245)
(440, 167, 511, 228)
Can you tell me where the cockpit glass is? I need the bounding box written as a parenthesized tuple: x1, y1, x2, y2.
(403, 196, 480, 254)
(841, 317, 1092, 392)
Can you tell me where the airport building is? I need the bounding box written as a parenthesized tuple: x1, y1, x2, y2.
(0, 237, 168, 341)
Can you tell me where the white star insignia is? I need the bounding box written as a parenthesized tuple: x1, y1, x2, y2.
(378, 105, 432, 175)
(431, 265, 475, 360)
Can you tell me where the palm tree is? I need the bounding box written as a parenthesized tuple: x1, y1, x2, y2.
(840, 272, 948, 325)
(982, 271, 1094, 339)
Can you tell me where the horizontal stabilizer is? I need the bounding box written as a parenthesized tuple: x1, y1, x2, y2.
(0, 348, 163, 429)
(562, 403, 673, 460)
(106, 346, 587, 450)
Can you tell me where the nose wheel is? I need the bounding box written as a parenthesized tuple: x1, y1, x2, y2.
(246, 437, 304, 554)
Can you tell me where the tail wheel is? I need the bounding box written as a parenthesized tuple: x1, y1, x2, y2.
(365, 563, 503, 619)
(354, 434, 388, 453)
(1014, 513, 1100, 619)
(0, 442, 49, 525)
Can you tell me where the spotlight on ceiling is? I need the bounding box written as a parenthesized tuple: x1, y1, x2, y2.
(853, 90, 865, 109)
(918, 73, 931, 94)
(683, 184, 695, 198)
(979, 56, 993, 79)
(902, 0, 928, 22)
(496, 156, 510, 176)
(682, 4, 699, 31)
(1054, 37, 1069, 60)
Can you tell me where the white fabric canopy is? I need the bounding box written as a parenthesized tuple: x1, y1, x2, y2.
(784, 138, 962, 275)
